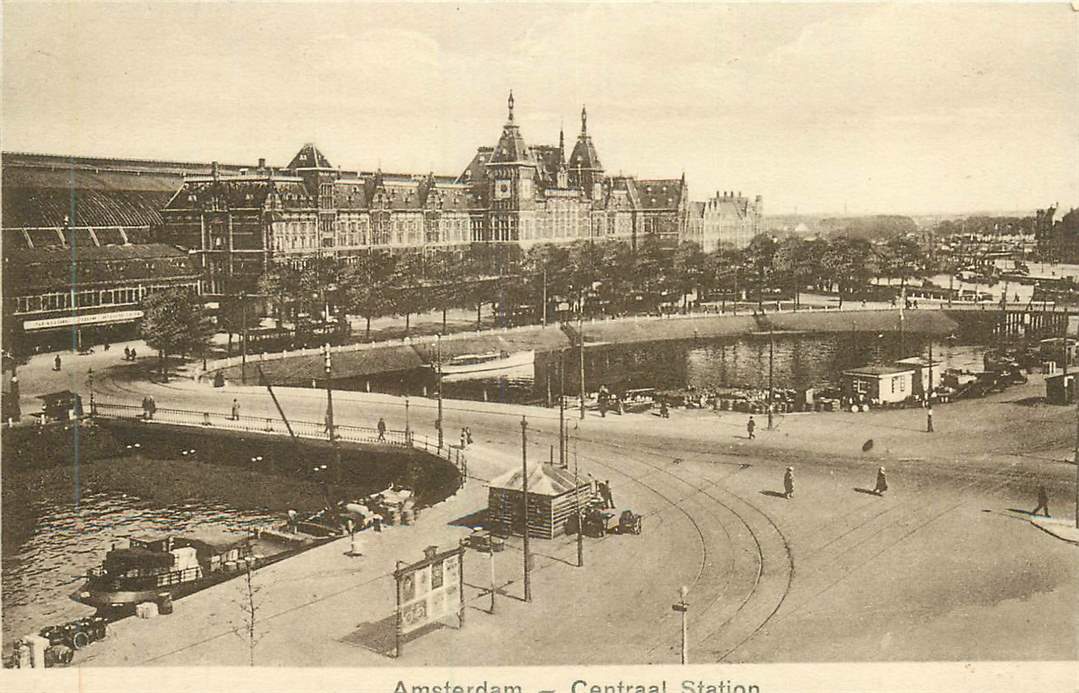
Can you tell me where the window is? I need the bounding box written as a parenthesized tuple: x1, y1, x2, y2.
(854, 379, 868, 394)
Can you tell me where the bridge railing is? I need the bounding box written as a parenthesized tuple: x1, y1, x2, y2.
(93, 400, 427, 453)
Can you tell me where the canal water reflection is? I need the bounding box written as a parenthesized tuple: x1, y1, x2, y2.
(353, 332, 988, 405)
(1, 487, 276, 650)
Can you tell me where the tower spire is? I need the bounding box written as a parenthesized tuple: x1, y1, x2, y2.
(559, 121, 565, 157)
(508, 91, 515, 123)
(581, 105, 587, 135)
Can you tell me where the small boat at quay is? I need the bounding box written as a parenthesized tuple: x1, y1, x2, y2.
(73, 526, 336, 614)
(440, 350, 535, 375)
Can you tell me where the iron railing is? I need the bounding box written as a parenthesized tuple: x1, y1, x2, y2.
(92, 400, 467, 475)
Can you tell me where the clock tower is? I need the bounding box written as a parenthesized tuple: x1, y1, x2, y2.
(485, 91, 537, 242)
(569, 106, 604, 200)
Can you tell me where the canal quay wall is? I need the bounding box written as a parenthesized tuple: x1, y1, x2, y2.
(207, 308, 974, 386)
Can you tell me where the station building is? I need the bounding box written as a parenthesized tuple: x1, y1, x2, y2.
(2, 153, 207, 353)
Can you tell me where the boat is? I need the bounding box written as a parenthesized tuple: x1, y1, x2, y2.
(72, 526, 334, 613)
(440, 350, 534, 375)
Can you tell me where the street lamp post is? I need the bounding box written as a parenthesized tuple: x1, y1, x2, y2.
(578, 311, 586, 421)
(767, 326, 774, 430)
(672, 586, 689, 664)
(436, 335, 443, 450)
(559, 349, 567, 468)
(574, 429, 583, 568)
(240, 291, 248, 385)
(404, 395, 411, 444)
(520, 416, 532, 602)
(87, 368, 95, 416)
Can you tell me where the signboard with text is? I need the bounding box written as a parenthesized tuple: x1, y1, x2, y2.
(395, 545, 464, 636)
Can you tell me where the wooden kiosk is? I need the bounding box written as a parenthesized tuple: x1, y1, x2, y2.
(487, 464, 594, 539)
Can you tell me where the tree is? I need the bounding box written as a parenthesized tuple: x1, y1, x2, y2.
(340, 250, 397, 341)
(139, 287, 213, 381)
(257, 264, 301, 328)
(218, 294, 257, 356)
(772, 236, 821, 309)
(821, 236, 874, 306)
(671, 241, 706, 313)
(634, 236, 676, 314)
(743, 234, 778, 310)
(880, 235, 927, 295)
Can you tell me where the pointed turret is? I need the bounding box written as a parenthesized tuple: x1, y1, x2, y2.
(287, 143, 332, 170)
(489, 91, 533, 164)
(569, 105, 603, 197)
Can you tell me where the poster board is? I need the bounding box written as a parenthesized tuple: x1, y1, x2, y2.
(394, 545, 463, 635)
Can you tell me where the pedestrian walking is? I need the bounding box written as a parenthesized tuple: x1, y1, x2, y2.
(103, 342, 110, 352)
(873, 466, 889, 496)
(460, 427, 467, 449)
(465, 427, 473, 446)
(747, 415, 756, 439)
(783, 466, 794, 499)
(1032, 485, 1050, 517)
(926, 405, 934, 433)
(148, 396, 156, 420)
(602, 479, 615, 509)
(53, 355, 62, 371)
(124, 347, 131, 361)
(377, 417, 387, 441)
(230, 398, 240, 421)
(659, 400, 670, 418)
(141, 396, 150, 420)
(130, 347, 137, 360)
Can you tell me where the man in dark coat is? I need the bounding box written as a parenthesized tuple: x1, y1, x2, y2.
(873, 466, 889, 496)
(783, 467, 794, 499)
(747, 416, 756, 439)
(1032, 485, 1050, 517)
(377, 417, 387, 441)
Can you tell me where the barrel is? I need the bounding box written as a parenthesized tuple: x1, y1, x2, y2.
(157, 593, 174, 615)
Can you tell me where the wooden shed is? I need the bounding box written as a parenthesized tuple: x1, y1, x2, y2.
(487, 464, 594, 539)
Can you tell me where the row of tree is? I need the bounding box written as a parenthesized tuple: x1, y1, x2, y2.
(241, 234, 929, 334)
(141, 233, 930, 370)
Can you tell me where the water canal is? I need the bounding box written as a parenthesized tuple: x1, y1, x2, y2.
(350, 331, 990, 405)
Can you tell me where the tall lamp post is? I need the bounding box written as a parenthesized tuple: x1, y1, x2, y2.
(240, 290, 248, 385)
(559, 348, 567, 468)
(520, 416, 532, 602)
(87, 368, 95, 416)
(578, 310, 586, 421)
(767, 326, 774, 430)
(672, 586, 689, 664)
(436, 335, 443, 449)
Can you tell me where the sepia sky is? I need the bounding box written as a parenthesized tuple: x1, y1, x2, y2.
(3, 2, 1077, 216)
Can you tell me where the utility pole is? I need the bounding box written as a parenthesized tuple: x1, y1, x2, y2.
(927, 339, 935, 434)
(520, 416, 532, 602)
(574, 429, 583, 567)
(542, 267, 548, 327)
(672, 586, 689, 664)
(240, 291, 248, 385)
(559, 349, 567, 468)
(404, 395, 410, 444)
(767, 326, 774, 430)
(323, 344, 342, 490)
(578, 311, 586, 420)
(436, 335, 444, 449)
(87, 368, 95, 416)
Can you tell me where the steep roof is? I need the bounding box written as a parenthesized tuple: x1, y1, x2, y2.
(568, 106, 602, 171)
(287, 143, 332, 170)
(3, 164, 184, 228)
(530, 145, 564, 187)
(3, 243, 197, 292)
(488, 463, 586, 497)
(637, 179, 685, 210)
(488, 92, 534, 166)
